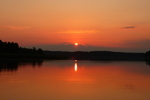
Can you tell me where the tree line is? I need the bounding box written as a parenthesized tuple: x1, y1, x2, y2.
(0, 40, 45, 59)
(146, 50, 150, 61)
(0, 40, 43, 54)
(0, 40, 150, 61)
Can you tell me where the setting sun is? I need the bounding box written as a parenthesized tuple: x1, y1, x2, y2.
(75, 43, 78, 46)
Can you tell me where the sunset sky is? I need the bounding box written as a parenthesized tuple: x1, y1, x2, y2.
(0, 0, 150, 52)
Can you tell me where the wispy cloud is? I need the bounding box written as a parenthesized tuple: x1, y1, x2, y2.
(115, 39, 150, 51)
(122, 26, 136, 29)
(4, 26, 30, 30)
(58, 30, 97, 34)
(26, 40, 150, 52)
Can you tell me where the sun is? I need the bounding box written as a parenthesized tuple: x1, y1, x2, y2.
(75, 43, 78, 46)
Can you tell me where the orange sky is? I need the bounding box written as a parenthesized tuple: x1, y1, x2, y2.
(0, 0, 150, 52)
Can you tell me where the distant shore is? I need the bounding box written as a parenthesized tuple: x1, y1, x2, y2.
(0, 51, 146, 61)
(0, 40, 149, 61)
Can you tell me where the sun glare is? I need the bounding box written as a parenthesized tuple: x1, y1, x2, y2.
(75, 43, 78, 46)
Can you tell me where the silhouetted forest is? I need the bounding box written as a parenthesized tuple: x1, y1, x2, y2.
(146, 50, 150, 59)
(0, 40, 44, 59)
(146, 51, 150, 66)
(0, 40, 148, 61)
(0, 40, 43, 54)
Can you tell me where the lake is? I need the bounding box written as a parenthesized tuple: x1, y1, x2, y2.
(0, 60, 150, 100)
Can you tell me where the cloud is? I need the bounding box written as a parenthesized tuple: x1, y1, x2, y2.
(119, 39, 150, 46)
(58, 30, 97, 34)
(25, 39, 150, 53)
(4, 26, 30, 30)
(122, 26, 135, 29)
(26, 43, 124, 52)
(115, 39, 150, 52)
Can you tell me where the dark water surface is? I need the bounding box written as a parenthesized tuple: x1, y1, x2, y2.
(0, 60, 150, 100)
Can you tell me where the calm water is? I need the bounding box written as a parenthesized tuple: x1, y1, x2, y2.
(0, 60, 150, 100)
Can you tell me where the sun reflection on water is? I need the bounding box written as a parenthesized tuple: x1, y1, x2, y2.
(74, 60, 77, 72)
(74, 63, 77, 72)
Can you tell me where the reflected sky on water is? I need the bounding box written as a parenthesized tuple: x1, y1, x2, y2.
(0, 60, 150, 100)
